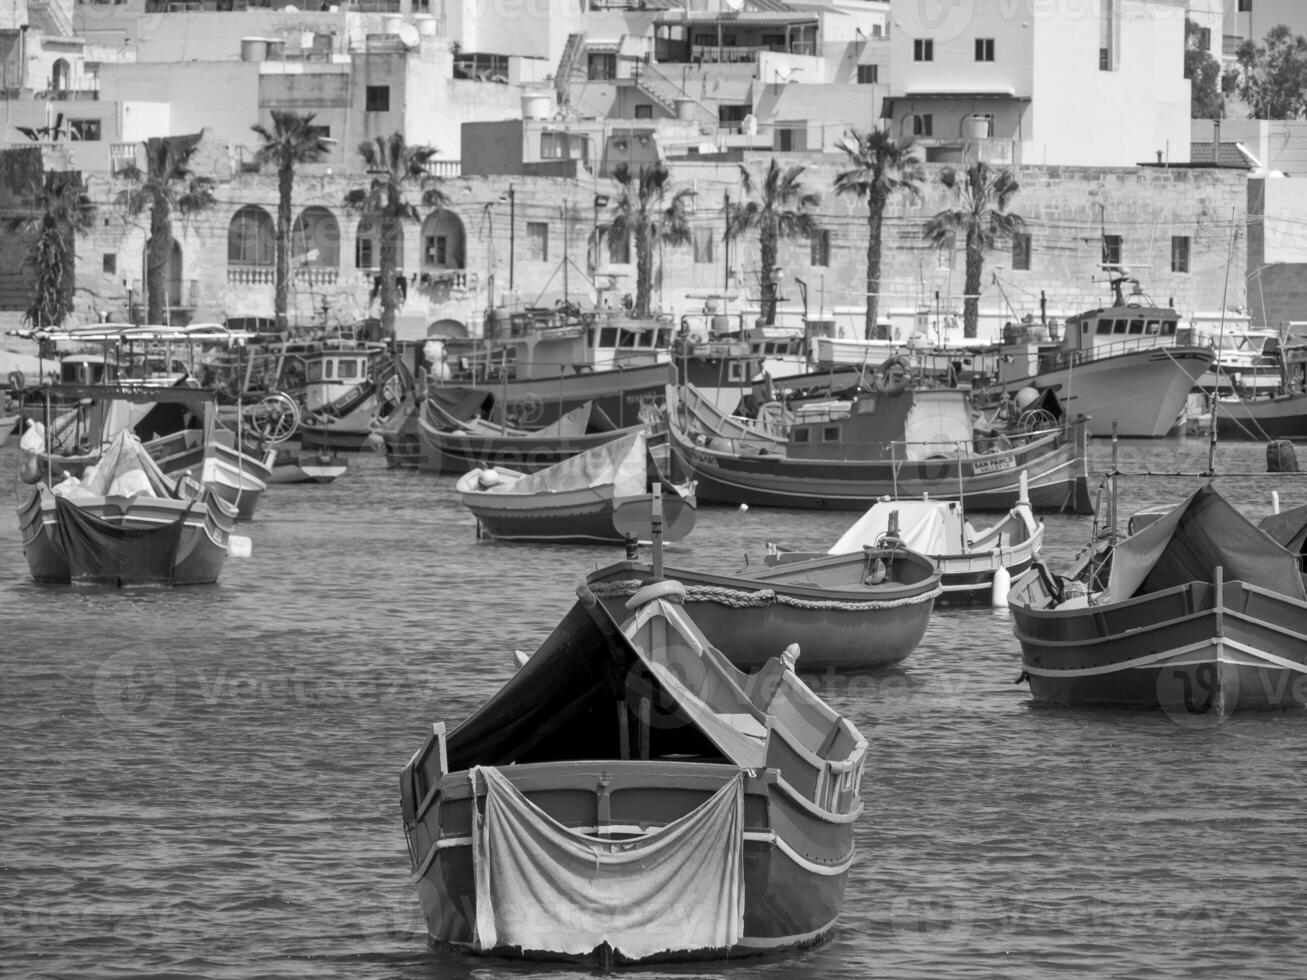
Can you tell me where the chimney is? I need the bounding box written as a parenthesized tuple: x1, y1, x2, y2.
(1213, 118, 1221, 165)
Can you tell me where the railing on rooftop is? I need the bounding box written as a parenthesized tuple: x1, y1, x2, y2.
(422, 159, 461, 178)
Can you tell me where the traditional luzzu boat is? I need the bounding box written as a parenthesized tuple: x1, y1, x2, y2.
(585, 542, 940, 671)
(765, 475, 1044, 606)
(669, 367, 1093, 514)
(1009, 482, 1307, 715)
(400, 580, 867, 964)
(17, 427, 236, 586)
(416, 397, 657, 475)
(18, 382, 270, 521)
(455, 430, 695, 545)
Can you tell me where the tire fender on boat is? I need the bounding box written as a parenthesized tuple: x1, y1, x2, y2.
(625, 579, 686, 610)
(876, 356, 911, 396)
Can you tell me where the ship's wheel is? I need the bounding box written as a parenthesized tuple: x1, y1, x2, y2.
(246, 392, 301, 445)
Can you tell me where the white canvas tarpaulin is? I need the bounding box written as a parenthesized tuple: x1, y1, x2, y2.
(828, 499, 962, 557)
(470, 765, 744, 959)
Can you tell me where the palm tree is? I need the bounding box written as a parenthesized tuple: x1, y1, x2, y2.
(251, 110, 332, 334)
(725, 157, 820, 326)
(833, 129, 924, 340)
(343, 132, 447, 341)
(600, 162, 695, 318)
(922, 162, 1026, 339)
(116, 133, 216, 324)
(5, 170, 95, 328)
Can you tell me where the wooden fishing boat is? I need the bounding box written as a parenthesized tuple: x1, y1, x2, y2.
(17, 428, 236, 586)
(585, 542, 939, 671)
(1009, 483, 1307, 714)
(670, 374, 1092, 514)
(456, 430, 695, 544)
(400, 580, 867, 963)
(417, 397, 657, 475)
(970, 276, 1215, 438)
(263, 446, 348, 484)
(765, 477, 1043, 606)
(18, 383, 271, 520)
(296, 345, 412, 452)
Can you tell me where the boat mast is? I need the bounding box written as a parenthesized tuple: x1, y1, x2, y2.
(1207, 209, 1239, 479)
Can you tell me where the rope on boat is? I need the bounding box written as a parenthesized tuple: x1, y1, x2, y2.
(585, 578, 942, 611)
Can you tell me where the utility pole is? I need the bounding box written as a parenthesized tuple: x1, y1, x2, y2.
(508, 184, 516, 294)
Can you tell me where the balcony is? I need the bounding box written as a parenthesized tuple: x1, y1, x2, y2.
(421, 269, 473, 290)
(422, 159, 461, 178)
(228, 266, 275, 285)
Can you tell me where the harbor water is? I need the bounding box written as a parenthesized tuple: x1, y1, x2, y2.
(2, 436, 1305, 980)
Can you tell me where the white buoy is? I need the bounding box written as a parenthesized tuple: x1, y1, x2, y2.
(991, 565, 1011, 607)
(227, 534, 253, 558)
(1272, 489, 1281, 514)
(738, 503, 749, 513)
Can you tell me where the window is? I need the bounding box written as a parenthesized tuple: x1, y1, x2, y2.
(587, 53, 616, 80)
(1102, 234, 1122, 267)
(102, 253, 116, 275)
(693, 33, 714, 46)
(1099, 47, 1110, 70)
(975, 38, 994, 62)
(1198, 27, 1211, 51)
(856, 64, 878, 84)
(794, 428, 810, 443)
(719, 104, 749, 124)
(425, 235, 448, 266)
(69, 118, 101, 141)
(634, 104, 654, 119)
(778, 128, 794, 151)
(914, 38, 933, 61)
(912, 113, 933, 136)
(1012, 232, 1031, 271)
(811, 229, 830, 267)
(761, 33, 786, 50)
(355, 236, 373, 269)
(1171, 235, 1190, 273)
(823, 426, 840, 442)
(365, 85, 389, 111)
(540, 132, 563, 159)
(608, 232, 630, 264)
(307, 124, 330, 141)
(692, 228, 714, 264)
(1238, 0, 1251, 10)
(526, 221, 548, 261)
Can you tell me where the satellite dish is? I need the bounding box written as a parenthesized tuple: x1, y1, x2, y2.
(397, 23, 419, 47)
(724, 0, 743, 8)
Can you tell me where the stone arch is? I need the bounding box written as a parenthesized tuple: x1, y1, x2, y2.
(419, 210, 465, 272)
(354, 217, 405, 271)
(290, 206, 340, 268)
(228, 205, 275, 266)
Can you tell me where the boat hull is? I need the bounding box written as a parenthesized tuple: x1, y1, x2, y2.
(420, 419, 659, 475)
(1012, 578, 1307, 714)
(17, 484, 232, 586)
(432, 361, 675, 430)
(983, 346, 1214, 438)
(1211, 393, 1307, 441)
(586, 555, 939, 670)
(462, 486, 693, 545)
(404, 760, 853, 963)
(670, 422, 1092, 514)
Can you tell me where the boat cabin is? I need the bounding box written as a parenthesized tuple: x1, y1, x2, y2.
(300, 347, 381, 411)
(788, 388, 977, 462)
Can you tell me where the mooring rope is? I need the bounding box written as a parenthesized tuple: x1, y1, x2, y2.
(585, 578, 942, 612)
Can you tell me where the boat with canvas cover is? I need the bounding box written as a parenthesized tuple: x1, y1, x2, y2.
(417, 397, 657, 475)
(455, 430, 695, 544)
(17, 428, 235, 586)
(764, 476, 1044, 606)
(1009, 482, 1307, 714)
(670, 366, 1092, 514)
(585, 540, 939, 671)
(399, 580, 867, 963)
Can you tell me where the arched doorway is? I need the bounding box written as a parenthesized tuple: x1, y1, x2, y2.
(291, 206, 341, 274)
(419, 210, 466, 282)
(227, 205, 275, 268)
(51, 59, 70, 94)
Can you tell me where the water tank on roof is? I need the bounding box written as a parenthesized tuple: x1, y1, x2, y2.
(522, 92, 552, 120)
(383, 14, 403, 33)
(416, 15, 438, 36)
(265, 38, 285, 60)
(962, 114, 991, 139)
(240, 37, 268, 62)
(675, 98, 696, 121)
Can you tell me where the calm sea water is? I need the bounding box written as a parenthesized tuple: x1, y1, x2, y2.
(3, 435, 1306, 980)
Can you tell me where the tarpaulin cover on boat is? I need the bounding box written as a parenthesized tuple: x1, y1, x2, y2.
(481, 431, 647, 497)
(56, 430, 177, 500)
(470, 764, 744, 958)
(1258, 502, 1307, 557)
(1106, 483, 1305, 601)
(52, 495, 186, 584)
(445, 597, 770, 773)
(828, 499, 964, 556)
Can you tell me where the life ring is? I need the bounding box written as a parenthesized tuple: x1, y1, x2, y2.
(7, 370, 25, 391)
(621, 293, 635, 311)
(876, 356, 911, 396)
